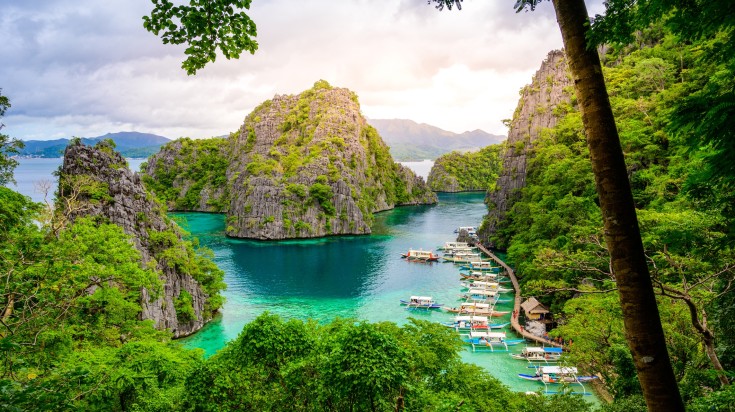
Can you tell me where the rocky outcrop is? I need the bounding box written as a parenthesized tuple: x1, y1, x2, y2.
(144, 81, 437, 240)
(58, 140, 224, 337)
(481, 50, 573, 247)
(426, 146, 502, 192)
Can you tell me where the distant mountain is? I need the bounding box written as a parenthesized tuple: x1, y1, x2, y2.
(19, 132, 171, 158)
(367, 119, 506, 161)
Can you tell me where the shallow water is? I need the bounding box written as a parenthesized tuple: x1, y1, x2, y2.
(175, 193, 597, 400)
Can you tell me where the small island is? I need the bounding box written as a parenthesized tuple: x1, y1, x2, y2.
(142, 81, 437, 240)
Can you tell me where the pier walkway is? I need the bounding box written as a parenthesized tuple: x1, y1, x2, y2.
(475, 243, 563, 349)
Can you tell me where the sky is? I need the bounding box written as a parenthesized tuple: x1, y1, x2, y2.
(1, 0, 606, 141)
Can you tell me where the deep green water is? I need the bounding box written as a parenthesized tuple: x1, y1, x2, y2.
(175, 193, 598, 400)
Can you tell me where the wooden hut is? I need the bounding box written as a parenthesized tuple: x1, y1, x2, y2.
(521, 297, 551, 321)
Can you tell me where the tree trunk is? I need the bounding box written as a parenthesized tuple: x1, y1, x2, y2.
(550, 0, 685, 410)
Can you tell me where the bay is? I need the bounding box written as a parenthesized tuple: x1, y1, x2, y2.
(8, 157, 597, 399)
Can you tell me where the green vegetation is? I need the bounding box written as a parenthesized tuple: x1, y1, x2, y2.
(482, 21, 735, 408)
(142, 137, 229, 211)
(0, 90, 23, 185)
(427, 145, 502, 192)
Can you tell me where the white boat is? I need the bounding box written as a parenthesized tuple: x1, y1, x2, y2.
(460, 280, 513, 293)
(443, 252, 484, 263)
(401, 249, 439, 262)
(518, 365, 598, 395)
(454, 226, 477, 235)
(464, 331, 525, 352)
(510, 346, 563, 362)
(438, 241, 473, 251)
(459, 261, 499, 272)
(460, 271, 510, 283)
(442, 315, 489, 331)
(400, 296, 443, 309)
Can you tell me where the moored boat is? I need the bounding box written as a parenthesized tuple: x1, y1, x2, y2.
(401, 249, 440, 262)
(463, 331, 524, 352)
(443, 252, 484, 263)
(400, 296, 443, 309)
(460, 271, 510, 283)
(518, 366, 598, 384)
(460, 280, 513, 293)
(442, 315, 489, 331)
(510, 346, 563, 362)
(437, 241, 474, 252)
(459, 261, 500, 272)
(454, 226, 477, 235)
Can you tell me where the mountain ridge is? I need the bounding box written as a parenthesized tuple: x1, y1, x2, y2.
(367, 118, 505, 161)
(18, 131, 171, 158)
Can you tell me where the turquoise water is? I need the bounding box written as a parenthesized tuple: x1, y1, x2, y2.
(9, 159, 596, 399)
(174, 193, 597, 399)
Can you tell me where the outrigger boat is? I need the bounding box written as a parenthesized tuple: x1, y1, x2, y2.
(400, 296, 443, 309)
(459, 261, 500, 272)
(443, 253, 484, 263)
(510, 346, 563, 363)
(464, 331, 525, 352)
(401, 249, 440, 262)
(460, 281, 513, 293)
(518, 366, 598, 395)
(437, 241, 474, 252)
(441, 315, 510, 331)
(454, 226, 477, 235)
(460, 271, 510, 283)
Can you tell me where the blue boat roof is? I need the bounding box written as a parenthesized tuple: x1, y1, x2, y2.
(544, 347, 563, 353)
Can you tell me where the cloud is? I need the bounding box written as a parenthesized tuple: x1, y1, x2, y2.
(1, 0, 605, 140)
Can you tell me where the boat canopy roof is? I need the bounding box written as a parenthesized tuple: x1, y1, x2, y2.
(544, 347, 563, 353)
(468, 281, 499, 287)
(523, 347, 546, 353)
(486, 332, 507, 338)
(539, 366, 578, 374)
(409, 296, 433, 301)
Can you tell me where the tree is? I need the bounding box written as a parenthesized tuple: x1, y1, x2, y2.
(431, 0, 685, 409)
(0, 90, 24, 186)
(143, 0, 258, 74)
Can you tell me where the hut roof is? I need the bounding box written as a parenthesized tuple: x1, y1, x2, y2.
(521, 297, 550, 314)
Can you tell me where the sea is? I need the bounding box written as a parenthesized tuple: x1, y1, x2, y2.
(7, 157, 598, 400)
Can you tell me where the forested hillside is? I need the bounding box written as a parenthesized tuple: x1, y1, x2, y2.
(482, 19, 735, 408)
(426, 145, 502, 192)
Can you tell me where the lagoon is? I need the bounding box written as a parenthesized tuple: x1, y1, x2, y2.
(8, 157, 597, 399)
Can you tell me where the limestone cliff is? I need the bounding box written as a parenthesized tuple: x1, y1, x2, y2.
(57, 140, 224, 337)
(426, 146, 502, 192)
(143, 81, 437, 240)
(481, 50, 573, 247)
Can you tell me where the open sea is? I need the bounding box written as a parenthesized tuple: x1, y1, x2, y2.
(8, 157, 598, 400)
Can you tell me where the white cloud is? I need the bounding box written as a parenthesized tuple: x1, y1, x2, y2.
(1, 0, 606, 140)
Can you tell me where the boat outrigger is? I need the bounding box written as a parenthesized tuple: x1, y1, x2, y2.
(401, 249, 440, 262)
(459, 261, 500, 272)
(464, 331, 524, 352)
(510, 346, 563, 363)
(460, 271, 510, 283)
(400, 296, 443, 309)
(518, 365, 598, 395)
(460, 280, 513, 293)
(437, 241, 474, 252)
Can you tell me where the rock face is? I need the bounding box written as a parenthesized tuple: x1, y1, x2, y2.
(144, 81, 437, 240)
(481, 50, 573, 247)
(58, 140, 224, 337)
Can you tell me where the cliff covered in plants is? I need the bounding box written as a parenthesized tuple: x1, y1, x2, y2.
(426, 145, 502, 192)
(57, 140, 225, 337)
(143, 81, 436, 240)
(484, 25, 735, 405)
(480, 50, 573, 247)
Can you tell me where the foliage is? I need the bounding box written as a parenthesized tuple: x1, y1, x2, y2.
(142, 137, 229, 211)
(0, 90, 24, 186)
(490, 18, 735, 406)
(143, 0, 258, 75)
(427, 145, 502, 192)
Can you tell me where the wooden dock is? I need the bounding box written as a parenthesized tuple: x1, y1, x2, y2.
(475, 243, 563, 348)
